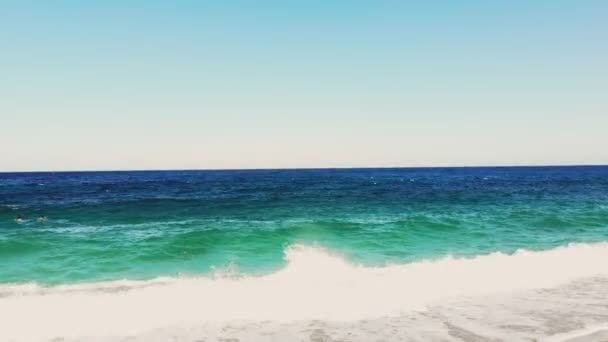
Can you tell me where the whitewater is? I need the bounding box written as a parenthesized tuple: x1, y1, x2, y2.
(2, 242, 608, 341)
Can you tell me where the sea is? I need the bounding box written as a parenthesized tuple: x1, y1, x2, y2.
(1, 166, 608, 341)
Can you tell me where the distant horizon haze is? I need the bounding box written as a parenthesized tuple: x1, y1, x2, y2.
(2, 163, 608, 174)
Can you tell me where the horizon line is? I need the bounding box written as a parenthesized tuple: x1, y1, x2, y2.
(1, 163, 607, 174)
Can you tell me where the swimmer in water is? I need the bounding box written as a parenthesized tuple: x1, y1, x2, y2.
(37, 215, 47, 223)
(15, 215, 24, 222)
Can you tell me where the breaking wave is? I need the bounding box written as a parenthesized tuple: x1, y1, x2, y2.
(2, 242, 608, 340)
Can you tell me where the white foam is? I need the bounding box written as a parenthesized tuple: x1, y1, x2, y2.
(2, 242, 608, 341)
(544, 323, 608, 342)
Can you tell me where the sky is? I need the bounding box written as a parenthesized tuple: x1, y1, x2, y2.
(1, 1, 607, 171)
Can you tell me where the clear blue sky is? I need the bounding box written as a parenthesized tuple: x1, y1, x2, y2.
(1, 1, 607, 171)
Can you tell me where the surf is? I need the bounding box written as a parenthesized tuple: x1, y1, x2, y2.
(2, 242, 608, 340)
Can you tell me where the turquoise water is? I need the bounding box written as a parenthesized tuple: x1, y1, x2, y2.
(1, 166, 608, 285)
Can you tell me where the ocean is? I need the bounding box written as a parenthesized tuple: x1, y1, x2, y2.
(1, 166, 608, 341)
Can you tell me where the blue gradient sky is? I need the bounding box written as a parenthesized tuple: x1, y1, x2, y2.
(1, 1, 607, 171)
